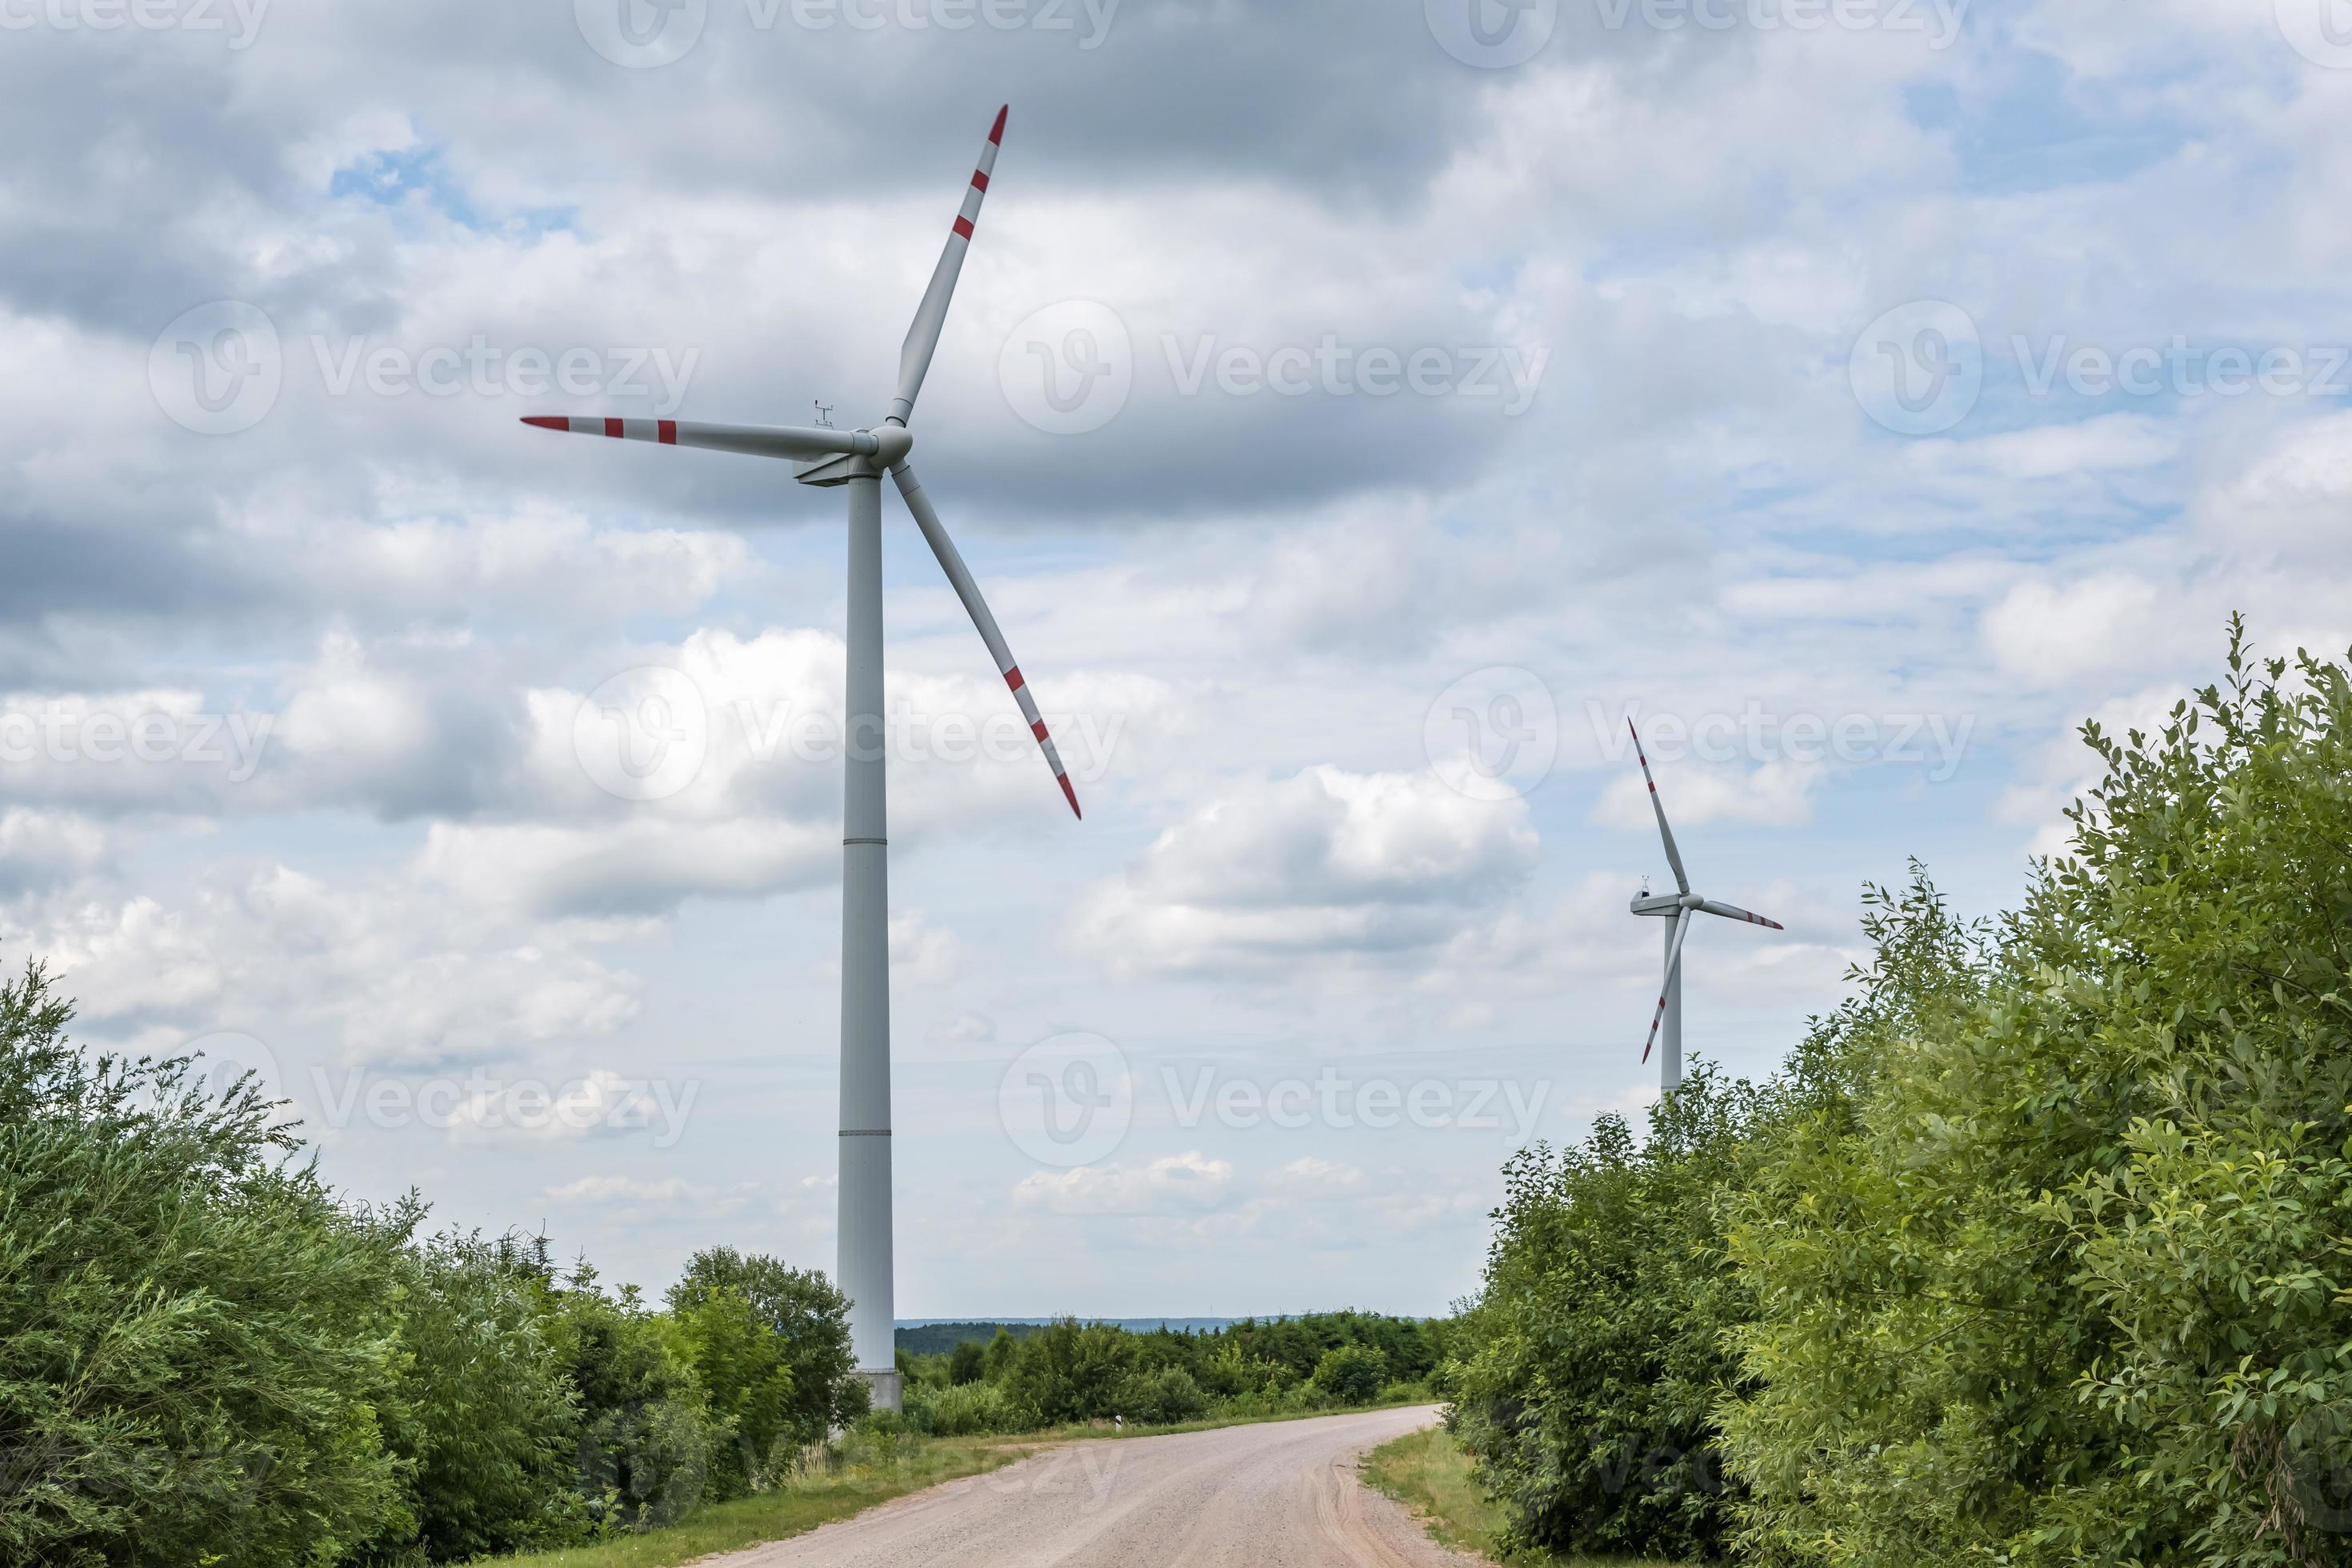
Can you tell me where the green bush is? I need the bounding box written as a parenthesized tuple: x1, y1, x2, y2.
(1312, 1344, 1390, 1405)
(665, 1283, 794, 1501)
(1721, 625, 2352, 1567)
(546, 1267, 719, 1532)
(374, 1231, 584, 1561)
(1112, 1365, 1210, 1425)
(909, 1380, 1023, 1437)
(670, 1248, 861, 1443)
(1002, 1318, 1137, 1424)
(0, 962, 411, 1567)
(1450, 1062, 1769, 1563)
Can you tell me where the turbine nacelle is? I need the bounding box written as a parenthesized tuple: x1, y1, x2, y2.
(793, 426, 913, 488)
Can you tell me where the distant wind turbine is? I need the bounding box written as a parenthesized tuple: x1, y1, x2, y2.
(1626, 720, 1782, 1094)
(521, 106, 1079, 1410)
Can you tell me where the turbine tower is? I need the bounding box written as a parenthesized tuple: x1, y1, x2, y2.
(1626, 720, 1781, 1094)
(522, 106, 1079, 1410)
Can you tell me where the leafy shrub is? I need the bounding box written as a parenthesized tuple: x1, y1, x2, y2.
(0, 962, 411, 1567)
(547, 1268, 718, 1532)
(1112, 1365, 1210, 1426)
(665, 1283, 794, 1500)
(910, 1381, 1023, 1437)
(670, 1248, 861, 1443)
(1002, 1318, 1138, 1424)
(1450, 1062, 1770, 1563)
(1312, 1344, 1391, 1405)
(1722, 625, 2352, 1568)
(374, 1231, 584, 1561)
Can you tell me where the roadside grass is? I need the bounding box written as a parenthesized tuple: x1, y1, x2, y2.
(482, 1436, 1034, 1568)
(485, 1396, 1438, 1566)
(1361, 1423, 1694, 1568)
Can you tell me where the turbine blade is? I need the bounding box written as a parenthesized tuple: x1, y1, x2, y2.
(1696, 897, 1784, 930)
(1642, 907, 1694, 1063)
(889, 105, 1007, 426)
(1628, 719, 1690, 895)
(890, 460, 1081, 820)
(519, 416, 874, 462)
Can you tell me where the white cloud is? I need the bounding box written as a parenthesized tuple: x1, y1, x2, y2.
(1073, 767, 1538, 978)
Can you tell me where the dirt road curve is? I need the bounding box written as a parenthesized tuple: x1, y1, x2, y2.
(724, 1405, 1478, 1568)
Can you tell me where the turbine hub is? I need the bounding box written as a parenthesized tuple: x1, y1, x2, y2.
(870, 425, 914, 466)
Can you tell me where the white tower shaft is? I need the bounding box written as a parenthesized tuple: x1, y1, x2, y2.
(1659, 915, 1683, 1094)
(838, 471, 899, 1410)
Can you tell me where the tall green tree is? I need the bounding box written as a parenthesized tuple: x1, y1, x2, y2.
(670, 1248, 861, 1442)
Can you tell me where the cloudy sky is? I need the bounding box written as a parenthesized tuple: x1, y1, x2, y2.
(6, 0, 2350, 1318)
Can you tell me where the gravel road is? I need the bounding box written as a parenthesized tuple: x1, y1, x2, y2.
(721, 1405, 1479, 1567)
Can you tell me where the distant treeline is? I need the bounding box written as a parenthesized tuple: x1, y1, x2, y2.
(1445, 626, 2352, 1568)
(894, 1316, 1395, 1357)
(889, 1310, 1448, 1435)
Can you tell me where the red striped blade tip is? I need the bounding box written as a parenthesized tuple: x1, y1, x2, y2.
(522, 416, 566, 430)
(990, 105, 1008, 144)
(1058, 774, 1082, 820)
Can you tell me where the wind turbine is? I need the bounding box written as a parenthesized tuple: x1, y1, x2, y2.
(522, 106, 1079, 1410)
(1626, 720, 1781, 1094)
